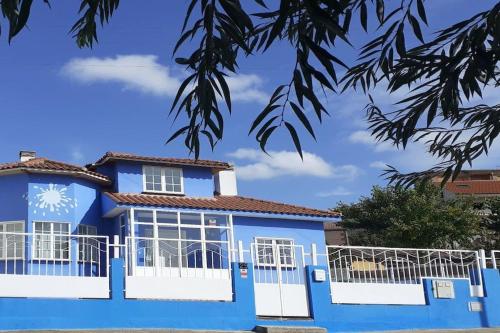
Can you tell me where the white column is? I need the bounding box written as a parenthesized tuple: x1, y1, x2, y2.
(238, 240, 245, 263)
(479, 249, 487, 269)
(311, 243, 318, 266)
(113, 235, 120, 259)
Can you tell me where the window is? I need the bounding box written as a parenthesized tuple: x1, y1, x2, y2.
(132, 210, 231, 270)
(78, 224, 98, 262)
(143, 166, 183, 194)
(33, 222, 70, 260)
(0, 221, 24, 259)
(255, 238, 296, 268)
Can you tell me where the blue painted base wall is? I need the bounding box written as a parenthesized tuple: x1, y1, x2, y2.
(0, 260, 499, 332)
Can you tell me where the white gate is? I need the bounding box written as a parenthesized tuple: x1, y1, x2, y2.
(251, 242, 309, 317)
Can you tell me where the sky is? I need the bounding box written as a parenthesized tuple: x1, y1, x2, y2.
(0, 1, 498, 210)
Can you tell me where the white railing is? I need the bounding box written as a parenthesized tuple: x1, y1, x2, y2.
(492, 250, 500, 269)
(0, 232, 109, 277)
(327, 245, 483, 292)
(125, 236, 231, 279)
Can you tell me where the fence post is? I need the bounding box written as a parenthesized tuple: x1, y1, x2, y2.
(479, 249, 487, 269)
(238, 240, 245, 263)
(113, 235, 120, 259)
(311, 243, 318, 266)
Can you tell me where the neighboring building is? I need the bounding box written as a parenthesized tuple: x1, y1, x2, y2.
(324, 222, 348, 246)
(432, 169, 500, 200)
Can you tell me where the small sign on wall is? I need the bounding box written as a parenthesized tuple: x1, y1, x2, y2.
(239, 263, 248, 279)
(313, 269, 326, 282)
(432, 280, 455, 299)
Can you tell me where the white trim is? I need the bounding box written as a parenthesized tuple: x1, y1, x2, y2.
(142, 165, 184, 195)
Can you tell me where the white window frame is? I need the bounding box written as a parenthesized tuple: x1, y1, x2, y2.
(32, 221, 71, 261)
(142, 165, 184, 194)
(255, 237, 296, 268)
(0, 221, 25, 260)
(77, 224, 98, 263)
(129, 208, 233, 270)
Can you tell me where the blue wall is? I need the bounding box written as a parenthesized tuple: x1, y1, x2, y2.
(0, 174, 28, 223)
(113, 161, 214, 196)
(0, 259, 499, 332)
(233, 216, 327, 265)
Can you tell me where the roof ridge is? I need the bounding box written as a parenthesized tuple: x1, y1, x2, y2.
(232, 195, 335, 214)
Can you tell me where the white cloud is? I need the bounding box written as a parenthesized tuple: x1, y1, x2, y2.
(70, 147, 85, 163)
(348, 130, 396, 152)
(228, 148, 360, 181)
(369, 161, 388, 169)
(61, 54, 268, 104)
(61, 55, 181, 97)
(316, 186, 353, 197)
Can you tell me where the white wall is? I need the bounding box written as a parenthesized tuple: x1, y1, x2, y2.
(215, 170, 238, 196)
(330, 282, 426, 305)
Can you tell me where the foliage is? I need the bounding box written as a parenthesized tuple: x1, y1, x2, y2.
(1, 0, 499, 185)
(334, 183, 487, 249)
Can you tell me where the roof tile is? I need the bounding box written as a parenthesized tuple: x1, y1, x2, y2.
(89, 152, 233, 171)
(442, 180, 500, 194)
(105, 192, 339, 218)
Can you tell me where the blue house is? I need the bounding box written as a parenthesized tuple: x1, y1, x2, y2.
(0, 150, 499, 332)
(0, 150, 338, 317)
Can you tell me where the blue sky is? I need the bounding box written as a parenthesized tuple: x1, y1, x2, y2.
(0, 1, 498, 209)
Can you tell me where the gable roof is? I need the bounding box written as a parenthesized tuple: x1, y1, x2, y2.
(443, 180, 500, 195)
(105, 192, 339, 219)
(0, 158, 111, 184)
(88, 152, 233, 171)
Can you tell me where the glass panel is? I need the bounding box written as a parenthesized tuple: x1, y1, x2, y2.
(205, 228, 228, 242)
(206, 242, 228, 269)
(182, 241, 203, 268)
(180, 227, 201, 240)
(144, 166, 162, 191)
(204, 214, 228, 227)
(180, 213, 201, 225)
(158, 238, 179, 267)
(256, 239, 274, 265)
(157, 225, 179, 239)
(135, 210, 154, 224)
(137, 224, 154, 238)
(157, 211, 178, 224)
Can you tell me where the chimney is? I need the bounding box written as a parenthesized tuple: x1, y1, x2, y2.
(19, 151, 36, 162)
(214, 169, 238, 196)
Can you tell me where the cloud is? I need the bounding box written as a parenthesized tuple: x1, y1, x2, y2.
(369, 161, 388, 169)
(227, 148, 361, 181)
(70, 147, 85, 163)
(348, 130, 396, 152)
(61, 54, 268, 104)
(316, 186, 353, 197)
(61, 55, 181, 97)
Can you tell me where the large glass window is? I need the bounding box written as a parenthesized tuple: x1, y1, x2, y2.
(0, 221, 24, 259)
(33, 222, 70, 260)
(132, 210, 231, 270)
(255, 238, 295, 268)
(143, 166, 183, 194)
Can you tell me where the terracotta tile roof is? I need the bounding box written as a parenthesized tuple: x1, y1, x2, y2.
(0, 158, 111, 184)
(105, 192, 340, 218)
(89, 151, 233, 171)
(442, 180, 500, 195)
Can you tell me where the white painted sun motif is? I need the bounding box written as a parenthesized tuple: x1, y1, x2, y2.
(28, 184, 78, 216)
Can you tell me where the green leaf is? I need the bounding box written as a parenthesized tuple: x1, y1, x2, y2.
(416, 0, 428, 25)
(290, 102, 316, 140)
(360, 2, 368, 32)
(409, 14, 424, 43)
(259, 125, 278, 153)
(284, 122, 303, 159)
(376, 0, 384, 23)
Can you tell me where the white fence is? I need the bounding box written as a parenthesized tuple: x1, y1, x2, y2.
(124, 236, 232, 300)
(0, 232, 109, 298)
(327, 245, 484, 304)
(492, 250, 500, 269)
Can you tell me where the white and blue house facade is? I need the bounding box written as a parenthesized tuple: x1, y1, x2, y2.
(0, 150, 499, 332)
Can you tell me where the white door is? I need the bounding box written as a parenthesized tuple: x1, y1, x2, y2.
(251, 239, 310, 317)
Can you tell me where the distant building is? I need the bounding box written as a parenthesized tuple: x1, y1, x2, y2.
(324, 222, 348, 245)
(432, 169, 500, 200)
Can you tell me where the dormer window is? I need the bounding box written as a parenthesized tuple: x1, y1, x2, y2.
(143, 165, 183, 194)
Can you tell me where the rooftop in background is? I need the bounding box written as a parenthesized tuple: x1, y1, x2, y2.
(88, 151, 233, 172)
(0, 153, 110, 185)
(105, 192, 340, 219)
(432, 169, 500, 199)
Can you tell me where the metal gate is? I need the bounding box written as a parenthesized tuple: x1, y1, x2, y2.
(251, 241, 309, 317)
